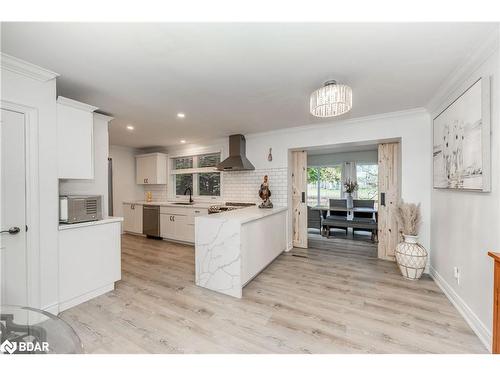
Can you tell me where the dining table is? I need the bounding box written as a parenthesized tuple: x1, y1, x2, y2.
(311, 205, 378, 220)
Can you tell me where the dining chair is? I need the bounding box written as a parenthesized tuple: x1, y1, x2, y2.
(307, 206, 322, 233)
(352, 199, 376, 238)
(325, 199, 348, 236)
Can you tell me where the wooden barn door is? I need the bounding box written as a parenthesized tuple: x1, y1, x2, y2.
(292, 150, 308, 248)
(378, 143, 401, 261)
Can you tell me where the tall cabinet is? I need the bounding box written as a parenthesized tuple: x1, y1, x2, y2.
(57, 96, 98, 179)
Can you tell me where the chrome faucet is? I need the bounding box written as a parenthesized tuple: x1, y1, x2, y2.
(184, 187, 193, 203)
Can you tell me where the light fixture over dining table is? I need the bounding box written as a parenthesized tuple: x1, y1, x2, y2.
(310, 80, 352, 118)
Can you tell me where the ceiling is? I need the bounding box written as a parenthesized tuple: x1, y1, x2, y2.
(1, 23, 497, 148)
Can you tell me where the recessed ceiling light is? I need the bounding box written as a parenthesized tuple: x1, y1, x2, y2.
(177, 113, 185, 118)
(180, 139, 186, 144)
(126, 125, 134, 130)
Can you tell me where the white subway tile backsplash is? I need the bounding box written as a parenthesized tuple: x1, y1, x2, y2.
(143, 185, 168, 202)
(138, 168, 289, 207)
(222, 168, 288, 207)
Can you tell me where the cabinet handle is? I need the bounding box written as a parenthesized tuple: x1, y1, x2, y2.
(172, 216, 175, 222)
(195, 210, 200, 213)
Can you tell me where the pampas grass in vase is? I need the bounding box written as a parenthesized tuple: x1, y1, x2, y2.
(395, 201, 421, 236)
(394, 200, 427, 280)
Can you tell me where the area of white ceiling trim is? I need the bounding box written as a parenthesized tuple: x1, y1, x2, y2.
(1, 23, 497, 147)
(244, 107, 428, 140)
(1, 53, 59, 82)
(426, 26, 500, 112)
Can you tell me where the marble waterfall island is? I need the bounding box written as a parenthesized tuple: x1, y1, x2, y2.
(195, 206, 288, 298)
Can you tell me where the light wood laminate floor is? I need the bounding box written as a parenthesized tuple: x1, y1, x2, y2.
(60, 234, 486, 353)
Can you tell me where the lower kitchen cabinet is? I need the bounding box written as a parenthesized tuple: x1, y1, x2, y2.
(160, 213, 189, 241)
(160, 207, 207, 243)
(58, 219, 122, 312)
(123, 203, 143, 234)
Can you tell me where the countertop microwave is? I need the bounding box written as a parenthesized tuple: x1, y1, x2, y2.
(59, 195, 103, 224)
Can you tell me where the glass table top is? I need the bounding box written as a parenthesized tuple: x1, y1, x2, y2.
(0, 305, 83, 354)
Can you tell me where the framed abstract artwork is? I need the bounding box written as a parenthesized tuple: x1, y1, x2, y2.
(433, 77, 491, 191)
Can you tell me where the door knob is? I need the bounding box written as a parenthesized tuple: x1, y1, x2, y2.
(0, 227, 21, 235)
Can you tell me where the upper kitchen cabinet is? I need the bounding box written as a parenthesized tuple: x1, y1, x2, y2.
(57, 96, 98, 179)
(136, 153, 168, 184)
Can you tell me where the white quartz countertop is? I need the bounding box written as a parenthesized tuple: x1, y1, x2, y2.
(59, 216, 123, 231)
(196, 206, 287, 224)
(123, 201, 221, 209)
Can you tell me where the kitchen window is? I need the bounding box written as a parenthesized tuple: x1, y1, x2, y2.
(172, 152, 221, 198)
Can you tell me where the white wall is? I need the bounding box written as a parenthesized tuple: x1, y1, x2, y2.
(59, 113, 112, 217)
(109, 145, 144, 218)
(308, 150, 378, 167)
(428, 29, 500, 350)
(1, 63, 59, 312)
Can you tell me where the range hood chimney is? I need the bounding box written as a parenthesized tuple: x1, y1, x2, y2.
(216, 134, 255, 171)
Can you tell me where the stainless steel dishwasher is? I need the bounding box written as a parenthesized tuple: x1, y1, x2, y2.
(143, 205, 161, 238)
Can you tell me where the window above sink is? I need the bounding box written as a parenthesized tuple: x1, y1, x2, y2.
(170, 151, 222, 201)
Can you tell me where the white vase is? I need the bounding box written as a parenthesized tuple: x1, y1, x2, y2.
(346, 194, 353, 209)
(395, 234, 428, 280)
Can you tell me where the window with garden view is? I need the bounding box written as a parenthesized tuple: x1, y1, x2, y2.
(307, 166, 342, 206)
(356, 163, 378, 201)
(307, 163, 378, 206)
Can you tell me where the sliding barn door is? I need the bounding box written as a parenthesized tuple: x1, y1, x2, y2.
(378, 143, 401, 261)
(292, 150, 308, 248)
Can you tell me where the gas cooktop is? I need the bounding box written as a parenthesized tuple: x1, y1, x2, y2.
(208, 202, 255, 214)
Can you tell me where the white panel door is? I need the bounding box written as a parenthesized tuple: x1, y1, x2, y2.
(0, 109, 28, 306)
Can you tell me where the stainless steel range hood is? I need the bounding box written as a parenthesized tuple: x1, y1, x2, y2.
(216, 134, 255, 171)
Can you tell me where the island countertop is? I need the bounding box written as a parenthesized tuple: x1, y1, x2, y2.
(199, 206, 287, 224)
(195, 205, 288, 298)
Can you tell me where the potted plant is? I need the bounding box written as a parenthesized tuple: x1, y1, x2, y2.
(344, 180, 358, 208)
(394, 200, 428, 280)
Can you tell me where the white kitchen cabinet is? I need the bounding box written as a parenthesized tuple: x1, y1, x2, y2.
(136, 153, 168, 184)
(57, 96, 98, 179)
(123, 203, 143, 234)
(58, 218, 122, 311)
(160, 213, 188, 241)
(160, 207, 207, 243)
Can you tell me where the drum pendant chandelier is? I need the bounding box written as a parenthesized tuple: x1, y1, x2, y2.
(309, 80, 352, 117)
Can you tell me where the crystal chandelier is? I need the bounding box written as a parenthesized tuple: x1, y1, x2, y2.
(310, 80, 352, 117)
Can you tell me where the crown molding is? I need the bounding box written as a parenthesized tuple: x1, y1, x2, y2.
(93, 112, 114, 122)
(57, 96, 98, 112)
(426, 27, 500, 114)
(1, 53, 59, 82)
(244, 107, 428, 140)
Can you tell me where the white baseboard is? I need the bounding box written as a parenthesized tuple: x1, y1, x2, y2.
(58, 283, 115, 313)
(42, 303, 60, 316)
(430, 265, 491, 352)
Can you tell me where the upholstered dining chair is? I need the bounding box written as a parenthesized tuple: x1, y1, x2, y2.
(352, 199, 376, 237)
(325, 199, 348, 235)
(307, 206, 322, 233)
